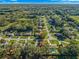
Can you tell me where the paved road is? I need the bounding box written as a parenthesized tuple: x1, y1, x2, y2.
(42, 16, 52, 45)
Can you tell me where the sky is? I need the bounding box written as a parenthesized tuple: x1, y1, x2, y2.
(0, 0, 79, 4)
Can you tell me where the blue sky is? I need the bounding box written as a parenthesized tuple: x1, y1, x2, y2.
(0, 0, 79, 4)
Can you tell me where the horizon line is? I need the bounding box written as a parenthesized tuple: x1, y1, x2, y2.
(0, 2, 79, 4)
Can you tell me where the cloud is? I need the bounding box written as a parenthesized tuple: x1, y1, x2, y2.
(62, 0, 68, 1)
(69, 0, 79, 1)
(10, 0, 17, 1)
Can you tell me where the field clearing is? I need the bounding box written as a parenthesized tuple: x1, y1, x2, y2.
(70, 16, 79, 23)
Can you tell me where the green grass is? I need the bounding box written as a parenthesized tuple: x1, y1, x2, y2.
(70, 16, 79, 24)
(50, 40, 59, 44)
(28, 40, 35, 44)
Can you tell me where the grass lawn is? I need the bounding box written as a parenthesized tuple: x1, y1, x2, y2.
(50, 40, 59, 44)
(70, 16, 79, 24)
